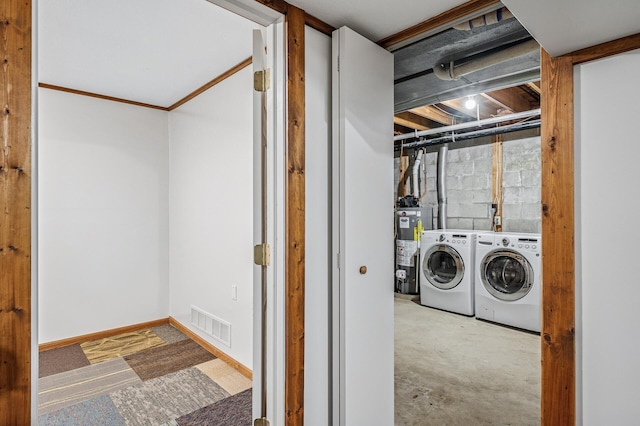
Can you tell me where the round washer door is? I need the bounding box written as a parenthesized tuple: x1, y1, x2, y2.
(480, 249, 534, 301)
(422, 244, 464, 290)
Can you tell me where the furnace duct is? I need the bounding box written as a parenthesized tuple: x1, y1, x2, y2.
(433, 38, 539, 81)
(453, 7, 514, 31)
(412, 150, 423, 199)
(437, 144, 448, 229)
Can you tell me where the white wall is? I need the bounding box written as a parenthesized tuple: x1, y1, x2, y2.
(575, 49, 640, 425)
(38, 88, 170, 342)
(169, 66, 254, 368)
(304, 26, 331, 425)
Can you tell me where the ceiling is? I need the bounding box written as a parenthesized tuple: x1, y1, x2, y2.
(283, 0, 467, 42)
(40, 0, 640, 108)
(502, 0, 640, 57)
(38, 0, 262, 107)
(40, 0, 472, 107)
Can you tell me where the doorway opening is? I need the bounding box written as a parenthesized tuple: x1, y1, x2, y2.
(34, 1, 283, 424)
(390, 7, 542, 425)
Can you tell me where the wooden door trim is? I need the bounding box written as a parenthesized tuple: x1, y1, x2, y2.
(0, 1, 33, 424)
(540, 48, 575, 425)
(539, 31, 640, 425)
(285, 5, 306, 425)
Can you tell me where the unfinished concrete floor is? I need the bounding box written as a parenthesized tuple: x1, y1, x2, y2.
(395, 294, 540, 425)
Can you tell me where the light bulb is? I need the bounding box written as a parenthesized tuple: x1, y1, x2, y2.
(464, 96, 476, 110)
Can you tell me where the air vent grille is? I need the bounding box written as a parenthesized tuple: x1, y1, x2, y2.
(190, 305, 231, 347)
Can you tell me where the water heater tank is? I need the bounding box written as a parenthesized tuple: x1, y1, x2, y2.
(395, 205, 433, 294)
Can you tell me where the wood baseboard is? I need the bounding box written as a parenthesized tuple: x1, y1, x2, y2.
(38, 317, 252, 380)
(169, 317, 252, 380)
(38, 318, 170, 352)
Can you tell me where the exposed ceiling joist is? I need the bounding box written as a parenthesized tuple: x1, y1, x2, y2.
(527, 81, 541, 95)
(441, 98, 495, 120)
(409, 105, 454, 125)
(394, 123, 414, 135)
(393, 112, 438, 130)
(480, 86, 533, 112)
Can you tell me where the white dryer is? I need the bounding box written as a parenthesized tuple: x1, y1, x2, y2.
(419, 230, 481, 316)
(475, 232, 542, 333)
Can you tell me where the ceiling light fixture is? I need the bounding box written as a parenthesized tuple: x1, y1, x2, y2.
(465, 96, 477, 110)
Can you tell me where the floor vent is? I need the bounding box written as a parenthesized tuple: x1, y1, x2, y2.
(190, 306, 231, 347)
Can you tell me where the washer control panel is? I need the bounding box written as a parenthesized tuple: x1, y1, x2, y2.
(422, 231, 472, 247)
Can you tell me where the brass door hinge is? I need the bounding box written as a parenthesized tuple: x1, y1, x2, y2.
(254, 69, 271, 92)
(254, 243, 271, 266)
(254, 418, 270, 426)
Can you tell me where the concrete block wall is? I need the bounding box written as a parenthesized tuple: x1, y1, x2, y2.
(395, 133, 541, 233)
(501, 136, 541, 233)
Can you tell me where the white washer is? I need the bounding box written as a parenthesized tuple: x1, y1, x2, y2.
(475, 232, 542, 332)
(419, 230, 482, 316)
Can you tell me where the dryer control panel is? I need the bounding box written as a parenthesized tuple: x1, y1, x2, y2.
(488, 234, 540, 255)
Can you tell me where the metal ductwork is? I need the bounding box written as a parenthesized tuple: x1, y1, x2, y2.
(433, 38, 539, 81)
(437, 145, 448, 230)
(453, 7, 514, 31)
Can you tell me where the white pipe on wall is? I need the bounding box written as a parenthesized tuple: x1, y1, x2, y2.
(412, 150, 423, 198)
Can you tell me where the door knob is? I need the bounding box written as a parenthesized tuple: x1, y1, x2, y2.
(359, 266, 367, 275)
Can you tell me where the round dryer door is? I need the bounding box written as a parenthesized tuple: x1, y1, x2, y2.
(422, 245, 464, 290)
(481, 250, 534, 301)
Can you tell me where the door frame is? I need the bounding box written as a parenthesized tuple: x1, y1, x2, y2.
(539, 33, 640, 425)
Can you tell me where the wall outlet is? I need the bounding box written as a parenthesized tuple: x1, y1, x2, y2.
(232, 285, 237, 301)
(494, 215, 502, 226)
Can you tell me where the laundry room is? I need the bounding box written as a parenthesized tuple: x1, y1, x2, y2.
(390, 8, 542, 425)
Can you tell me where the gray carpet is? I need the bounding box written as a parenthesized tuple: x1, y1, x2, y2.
(109, 367, 231, 425)
(38, 395, 126, 426)
(38, 358, 142, 415)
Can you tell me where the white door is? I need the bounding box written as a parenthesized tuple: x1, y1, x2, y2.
(252, 20, 287, 426)
(332, 26, 395, 425)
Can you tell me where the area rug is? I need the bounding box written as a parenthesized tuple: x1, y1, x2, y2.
(38, 394, 126, 426)
(80, 329, 166, 364)
(38, 358, 142, 415)
(176, 388, 252, 426)
(124, 339, 215, 381)
(109, 367, 230, 425)
(39, 344, 90, 378)
(196, 359, 252, 395)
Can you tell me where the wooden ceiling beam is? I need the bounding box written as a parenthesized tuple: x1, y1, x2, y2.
(394, 123, 413, 136)
(480, 86, 533, 113)
(441, 98, 496, 120)
(409, 105, 454, 125)
(393, 111, 441, 131)
(527, 81, 542, 95)
(394, 113, 428, 131)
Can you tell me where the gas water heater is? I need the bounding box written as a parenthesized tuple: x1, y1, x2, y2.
(395, 197, 433, 294)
